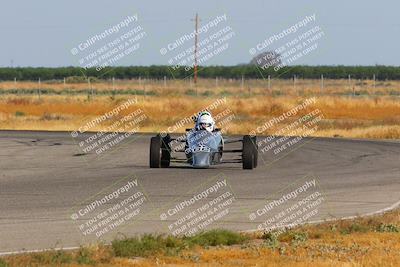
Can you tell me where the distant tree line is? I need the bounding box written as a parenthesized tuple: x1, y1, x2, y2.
(0, 65, 399, 81)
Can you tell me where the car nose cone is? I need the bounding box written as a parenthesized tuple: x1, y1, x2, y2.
(192, 152, 211, 168)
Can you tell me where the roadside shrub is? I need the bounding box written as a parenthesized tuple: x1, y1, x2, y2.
(185, 229, 247, 247)
(262, 232, 280, 249)
(219, 90, 232, 96)
(201, 90, 214, 96)
(376, 223, 399, 233)
(40, 112, 64, 120)
(112, 234, 182, 257)
(278, 231, 308, 246)
(112, 230, 246, 257)
(340, 223, 370, 234)
(50, 250, 73, 265)
(185, 89, 197, 96)
(15, 111, 25, 117)
(76, 247, 95, 265)
(290, 232, 308, 246)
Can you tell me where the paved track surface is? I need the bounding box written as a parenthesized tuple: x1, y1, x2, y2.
(0, 130, 399, 253)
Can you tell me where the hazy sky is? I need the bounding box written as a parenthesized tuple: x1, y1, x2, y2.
(1, 0, 399, 67)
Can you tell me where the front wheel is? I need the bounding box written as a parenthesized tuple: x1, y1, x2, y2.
(150, 135, 170, 168)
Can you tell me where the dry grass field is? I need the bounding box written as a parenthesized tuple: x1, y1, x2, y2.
(1, 209, 399, 267)
(0, 78, 399, 139)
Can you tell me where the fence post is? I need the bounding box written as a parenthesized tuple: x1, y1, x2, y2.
(293, 74, 296, 91)
(241, 75, 244, 90)
(373, 74, 376, 89)
(215, 77, 218, 87)
(268, 75, 271, 91)
(164, 76, 167, 88)
(348, 74, 351, 89)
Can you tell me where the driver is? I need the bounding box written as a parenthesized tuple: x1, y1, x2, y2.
(193, 111, 215, 132)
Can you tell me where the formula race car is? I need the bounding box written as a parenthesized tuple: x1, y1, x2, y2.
(149, 129, 258, 169)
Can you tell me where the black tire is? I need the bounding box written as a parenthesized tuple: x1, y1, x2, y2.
(185, 140, 193, 164)
(160, 134, 171, 168)
(242, 135, 254, 169)
(150, 136, 162, 168)
(252, 136, 258, 168)
(150, 135, 170, 168)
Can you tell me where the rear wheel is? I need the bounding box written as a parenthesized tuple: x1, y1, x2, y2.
(150, 134, 170, 168)
(242, 135, 255, 169)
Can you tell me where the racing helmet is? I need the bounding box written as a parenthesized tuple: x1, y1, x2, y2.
(197, 111, 215, 132)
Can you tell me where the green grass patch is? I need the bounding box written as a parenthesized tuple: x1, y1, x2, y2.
(201, 90, 214, 96)
(112, 229, 246, 258)
(112, 234, 185, 257)
(75, 247, 95, 265)
(25, 250, 73, 266)
(14, 111, 25, 117)
(185, 89, 197, 96)
(340, 223, 370, 234)
(218, 90, 233, 96)
(185, 229, 247, 247)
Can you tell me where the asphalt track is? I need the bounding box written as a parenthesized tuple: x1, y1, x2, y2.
(0, 130, 399, 253)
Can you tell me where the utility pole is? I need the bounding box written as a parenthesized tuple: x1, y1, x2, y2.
(192, 13, 199, 85)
